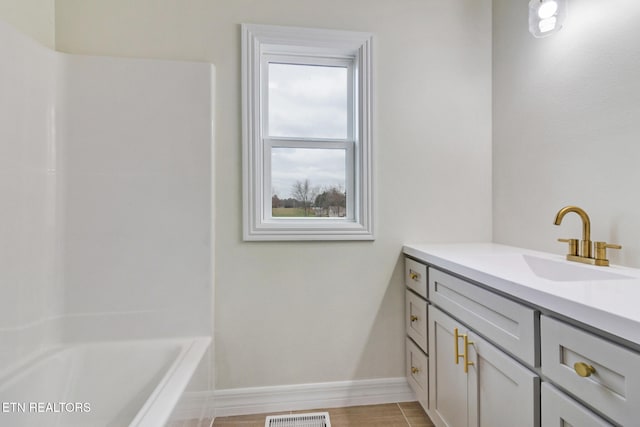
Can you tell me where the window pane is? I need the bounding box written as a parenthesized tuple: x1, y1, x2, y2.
(268, 63, 348, 139)
(271, 147, 347, 218)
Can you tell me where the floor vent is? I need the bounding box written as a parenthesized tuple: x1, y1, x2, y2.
(265, 412, 331, 427)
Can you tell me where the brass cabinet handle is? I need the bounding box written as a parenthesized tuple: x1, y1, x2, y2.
(409, 270, 420, 281)
(574, 362, 596, 378)
(454, 328, 474, 373)
(410, 315, 418, 322)
(411, 366, 420, 374)
(454, 328, 464, 365)
(463, 334, 474, 374)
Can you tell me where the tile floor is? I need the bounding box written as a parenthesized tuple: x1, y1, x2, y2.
(192, 402, 435, 427)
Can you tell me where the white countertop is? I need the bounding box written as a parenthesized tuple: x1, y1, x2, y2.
(403, 243, 640, 347)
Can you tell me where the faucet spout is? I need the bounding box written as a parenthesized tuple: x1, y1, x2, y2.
(554, 206, 591, 257)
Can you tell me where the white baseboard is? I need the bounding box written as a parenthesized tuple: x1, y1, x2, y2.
(213, 377, 414, 418)
(171, 377, 415, 420)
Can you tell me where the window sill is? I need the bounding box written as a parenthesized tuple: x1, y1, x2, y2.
(243, 220, 375, 241)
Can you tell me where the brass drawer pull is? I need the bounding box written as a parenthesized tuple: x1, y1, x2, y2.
(409, 270, 420, 281)
(454, 328, 464, 365)
(454, 327, 474, 373)
(411, 366, 420, 374)
(410, 315, 419, 322)
(463, 334, 474, 373)
(574, 362, 596, 378)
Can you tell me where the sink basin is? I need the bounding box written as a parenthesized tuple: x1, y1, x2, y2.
(523, 255, 633, 282)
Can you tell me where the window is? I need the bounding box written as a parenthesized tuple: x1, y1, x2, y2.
(241, 24, 374, 240)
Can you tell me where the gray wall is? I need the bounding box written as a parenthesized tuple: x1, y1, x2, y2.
(0, 0, 55, 47)
(493, 0, 640, 267)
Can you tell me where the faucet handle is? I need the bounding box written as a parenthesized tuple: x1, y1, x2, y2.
(594, 241, 621, 264)
(558, 238, 579, 256)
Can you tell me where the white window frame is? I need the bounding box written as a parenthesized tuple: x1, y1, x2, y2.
(241, 23, 374, 241)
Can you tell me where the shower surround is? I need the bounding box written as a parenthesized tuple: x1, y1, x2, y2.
(0, 18, 214, 423)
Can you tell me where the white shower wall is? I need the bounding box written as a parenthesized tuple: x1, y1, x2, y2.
(56, 54, 214, 343)
(0, 19, 60, 372)
(0, 19, 214, 386)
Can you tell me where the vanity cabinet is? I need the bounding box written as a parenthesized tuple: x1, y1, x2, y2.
(428, 295, 538, 427)
(404, 258, 429, 410)
(404, 244, 640, 427)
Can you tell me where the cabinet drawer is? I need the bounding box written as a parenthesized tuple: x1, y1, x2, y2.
(542, 383, 613, 427)
(429, 268, 537, 366)
(541, 315, 640, 426)
(406, 337, 428, 411)
(405, 258, 427, 298)
(406, 290, 427, 353)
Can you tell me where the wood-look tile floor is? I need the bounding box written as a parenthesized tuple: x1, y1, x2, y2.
(205, 402, 434, 427)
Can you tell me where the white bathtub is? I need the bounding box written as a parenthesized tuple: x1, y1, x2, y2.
(0, 337, 210, 427)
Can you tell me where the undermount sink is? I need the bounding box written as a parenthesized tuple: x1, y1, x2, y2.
(522, 254, 633, 282)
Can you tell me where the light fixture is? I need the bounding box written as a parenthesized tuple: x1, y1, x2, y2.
(529, 0, 567, 38)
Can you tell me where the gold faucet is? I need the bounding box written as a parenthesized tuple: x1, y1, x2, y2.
(553, 206, 621, 266)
